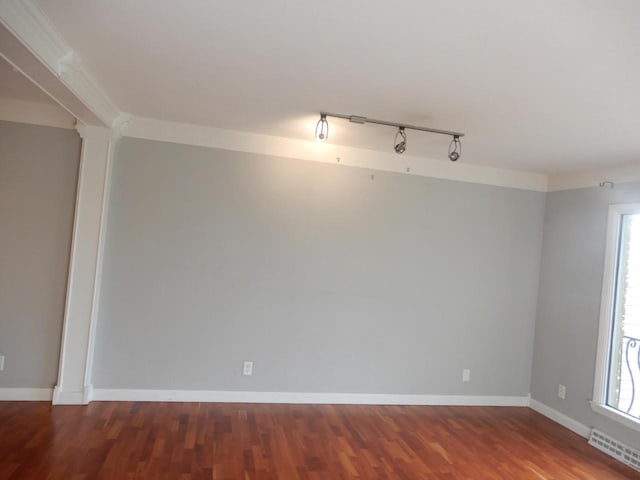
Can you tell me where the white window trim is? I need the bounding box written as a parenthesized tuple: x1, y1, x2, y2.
(590, 401, 640, 433)
(592, 203, 640, 434)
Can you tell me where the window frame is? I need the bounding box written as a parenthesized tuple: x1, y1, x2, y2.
(591, 203, 640, 433)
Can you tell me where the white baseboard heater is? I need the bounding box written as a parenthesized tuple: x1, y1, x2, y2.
(588, 429, 640, 472)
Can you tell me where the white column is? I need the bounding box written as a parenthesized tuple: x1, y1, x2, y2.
(53, 125, 114, 405)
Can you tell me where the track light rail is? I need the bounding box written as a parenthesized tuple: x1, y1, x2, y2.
(315, 111, 464, 160)
(321, 112, 465, 138)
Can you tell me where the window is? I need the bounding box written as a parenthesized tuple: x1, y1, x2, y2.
(593, 204, 640, 432)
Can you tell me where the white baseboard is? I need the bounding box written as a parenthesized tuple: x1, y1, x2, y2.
(529, 398, 591, 438)
(91, 388, 530, 406)
(52, 385, 92, 405)
(0, 388, 53, 401)
(0, 386, 531, 408)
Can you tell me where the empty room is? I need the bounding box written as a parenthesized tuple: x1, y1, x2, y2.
(1, 0, 640, 478)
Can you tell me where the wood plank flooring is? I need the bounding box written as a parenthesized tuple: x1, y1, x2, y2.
(0, 402, 637, 479)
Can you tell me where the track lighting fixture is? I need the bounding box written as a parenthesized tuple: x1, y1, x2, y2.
(448, 136, 461, 162)
(394, 127, 407, 154)
(315, 113, 329, 143)
(314, 112, 464, 161)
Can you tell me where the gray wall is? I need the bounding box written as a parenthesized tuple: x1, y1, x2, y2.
(93, 137, 545, 396)
(0, 120, 80, 388)
(531, 181, 640, 449)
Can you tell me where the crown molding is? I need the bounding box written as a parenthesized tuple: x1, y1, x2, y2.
(0, 25, 103, 125)
(125, 116, 549, 192)
(54, 50, 121, 128)
(548, 162, 640, 192)
(0, 0, 66, 67)
(0, 0, 123, 128)
(0, 97, 75, 129)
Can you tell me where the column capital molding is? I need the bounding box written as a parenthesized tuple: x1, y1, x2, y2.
(76, 114, 131, 141)
(75, 124, 110, 141)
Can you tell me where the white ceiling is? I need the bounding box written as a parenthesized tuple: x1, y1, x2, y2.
(33, 0, 640, 174)
(0, 55, 56, 104)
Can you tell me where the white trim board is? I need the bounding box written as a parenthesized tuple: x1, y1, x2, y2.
(529, 399, 591, 438)
(0, 97, 75, 129)
(548, 163, 640, 192)
(53, 129, 112, 407)
(91, 388, 530, 406)
(0, 388, 53, 401)
(121, 116, 640, 193)
(124, 116, 549, 193)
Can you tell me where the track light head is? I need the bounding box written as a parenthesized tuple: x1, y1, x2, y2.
(394, 127, 407, 154)
(448, 136, 461, 162)
(315, 114, 329, 143)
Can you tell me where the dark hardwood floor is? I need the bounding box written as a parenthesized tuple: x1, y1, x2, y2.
(0, 401, 637, 479)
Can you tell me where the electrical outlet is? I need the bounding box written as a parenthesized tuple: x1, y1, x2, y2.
(558, 384, 566, 399)
(243, 361, 253, 376)
(462, 368, 471, 382)
(0, 355, 3, 371)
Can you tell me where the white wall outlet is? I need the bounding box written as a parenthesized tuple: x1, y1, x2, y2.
(462, 368, 471, 382)
(0, 355, 4, 371)
(558, 384, 566, 399)
(243, 361, 253, 376)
